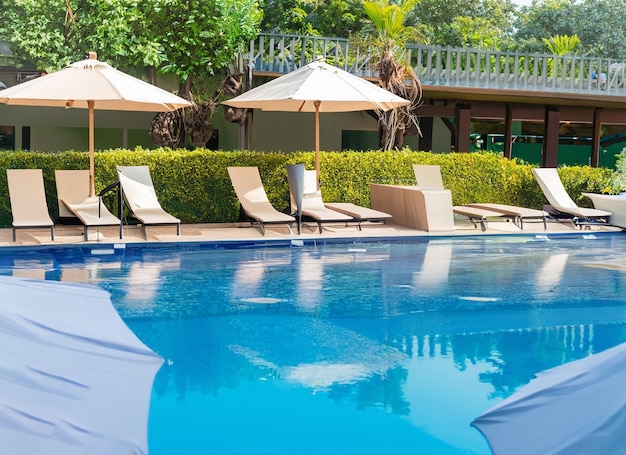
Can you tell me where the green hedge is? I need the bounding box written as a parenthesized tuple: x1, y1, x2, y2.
(0, 148, 614, 228)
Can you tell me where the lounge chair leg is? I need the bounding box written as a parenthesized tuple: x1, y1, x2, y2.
(84, 226, 88, 241)
(51, 226, 55, 241)
(176, 225, 181, 236)
(12, 228, 16, 242)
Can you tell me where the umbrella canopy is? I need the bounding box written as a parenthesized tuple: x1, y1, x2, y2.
(222, 59, 410, 182)
(0, 275, 163, 454)
(0, 52, 191, 195)
(472, 341, 626, 455)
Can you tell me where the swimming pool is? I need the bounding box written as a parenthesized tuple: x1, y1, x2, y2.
(2, 233, 626, 454)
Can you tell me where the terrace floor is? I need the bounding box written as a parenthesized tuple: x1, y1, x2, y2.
(1, 216, 623, 247)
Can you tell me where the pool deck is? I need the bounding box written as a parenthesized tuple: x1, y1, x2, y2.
(1, 216, 623, 247)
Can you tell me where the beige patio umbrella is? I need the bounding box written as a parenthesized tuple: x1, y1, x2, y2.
(0, 52, 191, 196)
(0, 275, 163, 454)
(222, 58, 410, 184)
(472, 341, 626, 455)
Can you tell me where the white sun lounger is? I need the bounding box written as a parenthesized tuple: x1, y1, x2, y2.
(228, 166, 295, 235)
(288, 169, 380, 233)
(532, 168, 611, 226)
(6, 169, 55, 242)
(117, 166, 181, 238)
(55, 170, 121, 240)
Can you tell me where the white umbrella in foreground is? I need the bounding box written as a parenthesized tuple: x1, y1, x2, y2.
(0, 276, 164, 454)
(472, 342, 626, 455)
(0, 52, 191, 196)
(222, 58, 410, 183)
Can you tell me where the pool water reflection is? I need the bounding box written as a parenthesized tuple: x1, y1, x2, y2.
(2, 233, 626, 454)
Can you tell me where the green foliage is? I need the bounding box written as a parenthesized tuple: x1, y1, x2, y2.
(0, 0, 262, 84)
(0, 149, 613, 228)
(542, 34, 580, 55)
(514, 0, 576, 50)
(361, 0, 423, 55)
(0, 1, 76, 71)
(260, 0, 366, 36)
(0, 0, 158, 71)
(514, 0, 626, 58)
(557, 165, 613, 205)
(410, 0, 517, 49)
(573, 0, 626, 58)
(153, 0, 262, 80)
(607, 148, 626, 194)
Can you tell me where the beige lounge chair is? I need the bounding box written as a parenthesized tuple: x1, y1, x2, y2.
(287, 168, 357, 233)
(413, 164, 499, 231)
(6, 169, 54, 242)
(450, 205, 505, 231)
(412, 164, 446, 190)
(227, 166, 295, 235)
(414, 165, 546, 231)
(304, 171, 392, 228)
(532, 168, 611, 226)
(464, 203, 548, 230)
(323, 202, 392, 224)
(55, 170, 122, 240)
(117, 166, 181, 238)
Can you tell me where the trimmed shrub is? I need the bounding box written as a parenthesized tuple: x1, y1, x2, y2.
(0, 148, 613, 228)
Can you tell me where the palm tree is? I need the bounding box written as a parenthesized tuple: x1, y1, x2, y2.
(363, 0, 423, 150)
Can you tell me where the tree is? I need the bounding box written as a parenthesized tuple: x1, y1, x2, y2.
(0, 0, 262, 147)
(513, 0, 626, 57)
(260, 0, 316, 34)
(410, 0, 517, 49)
(513, 0, 579, 53)
(260, 0, 367, 37)
(573, 0, 626, 58)
(141, 0, 262, 147)
(362, 0, 422, 150)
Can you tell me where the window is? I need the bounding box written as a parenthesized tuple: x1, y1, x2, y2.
(0, 126, 14, 150)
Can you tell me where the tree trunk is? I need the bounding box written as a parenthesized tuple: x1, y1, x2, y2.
(376, 44, 423, 150)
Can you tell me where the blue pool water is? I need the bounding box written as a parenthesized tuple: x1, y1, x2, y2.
(2, 233, 626, 454)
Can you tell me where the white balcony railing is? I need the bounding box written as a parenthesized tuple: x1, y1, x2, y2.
(246, 34, 626, 96)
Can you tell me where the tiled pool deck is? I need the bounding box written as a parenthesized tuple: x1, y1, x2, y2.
(1, 216, 623, 247)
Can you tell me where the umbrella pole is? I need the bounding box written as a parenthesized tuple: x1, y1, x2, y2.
(88, 100, 95, 197)
(315, 100, 321, 189)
